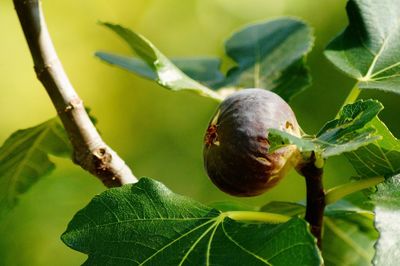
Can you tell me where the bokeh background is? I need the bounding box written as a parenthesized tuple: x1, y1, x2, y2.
(0, 0, 398, 265)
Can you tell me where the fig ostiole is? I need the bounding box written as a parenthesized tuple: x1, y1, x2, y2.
(203, 88, 301, 197)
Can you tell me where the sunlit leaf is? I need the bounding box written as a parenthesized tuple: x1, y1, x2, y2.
(98, 19, 313, 102)
(100, 23, 223, 101)
(269, 100, 382, 158)
(371, 174, 400, 265)
(96, 52, 224, 89)
(325, 0, 400, 93)
(62, 178, 322, 265)
(0, 118, 71, 217)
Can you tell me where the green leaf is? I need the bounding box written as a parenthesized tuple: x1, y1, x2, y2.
(61, 178, 322, 266)
(96, 52, 225, 89)
(0, 118, 71, 217)
(268, 129, 316, 153)
(269, 100, 382, 158)
(345, 118, 400, 178)
(324, 200, 376, 266)
(370, 174, 400, 265)
(223, 18, 313, 101)
(208, 201, 258, 212)
(261, 200, 376, 266)
(261, 201, 305, 217)
(323, 214, 376, 266)
(101, 23, 223, 101)
(325, 0, 400, 93)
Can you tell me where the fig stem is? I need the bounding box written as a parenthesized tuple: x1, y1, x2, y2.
(335, 82, 361, 118)
(297, 152, 325, 249)
(325, 176, 384, 205)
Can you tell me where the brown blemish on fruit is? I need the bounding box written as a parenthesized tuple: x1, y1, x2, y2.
(256, 156, 272, 166)
(204, 124, 219, 147)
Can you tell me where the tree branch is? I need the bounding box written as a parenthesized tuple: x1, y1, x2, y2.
(13, 0, 137, 187)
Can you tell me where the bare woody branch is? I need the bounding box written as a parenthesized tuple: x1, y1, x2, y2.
(13, 0, 137, 187)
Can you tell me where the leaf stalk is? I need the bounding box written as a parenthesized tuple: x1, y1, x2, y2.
(325, 176, 384, 205)
(335, 82, 361, 118)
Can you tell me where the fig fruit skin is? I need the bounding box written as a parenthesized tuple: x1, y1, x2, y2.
(203, 88, 301, 197)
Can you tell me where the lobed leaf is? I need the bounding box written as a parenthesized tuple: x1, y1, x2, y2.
(222, 18, 313, 101)
(98, 18, 314, 102)
(269, 100, 382, 158)
(325, 0, 400, 94)
(0, 118, 71, 218)
(61, 178, 322, 266)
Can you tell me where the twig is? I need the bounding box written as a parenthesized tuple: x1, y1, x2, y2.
(297, 152, 325, 249)
(13, 0, 137, 187)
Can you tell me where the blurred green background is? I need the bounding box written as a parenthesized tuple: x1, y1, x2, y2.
(0, 0, 399, 265)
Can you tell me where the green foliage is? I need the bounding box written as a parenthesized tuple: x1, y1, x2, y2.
(269, 100, 382, 158)
(262, 200, 377, 266)
(325, 0, 400, 94)
(4, 1, 400, 265)
(222, 18, 313, 101)
(96, 53, 225, 89)
(62, 178, 322, 266)
(97, 18, 313, 102)
(99, 23, 223, 101)
(346, 118, 400, 178)
(0, 118, 71, 217)
(370, 174, 400, 265)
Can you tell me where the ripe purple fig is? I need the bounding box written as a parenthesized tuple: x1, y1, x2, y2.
(203, 89, 301, 196)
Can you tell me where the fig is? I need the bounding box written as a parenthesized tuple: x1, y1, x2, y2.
(203, 88, 301, 196)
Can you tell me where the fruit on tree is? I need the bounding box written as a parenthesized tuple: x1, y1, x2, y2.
(203, 89, 301, 196)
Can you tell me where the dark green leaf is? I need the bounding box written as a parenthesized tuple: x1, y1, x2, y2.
(325, 0, 400, 93)
(101, 23, 223, 101)
(96, 53, 225, 89)
(269, 100, 382, 158)
(0, 119, 71, 217)
(370, 174, 400, 265)
(223, 18, 313, 101)
(261, 200, 376, 266)
(62, 178, 322, 265)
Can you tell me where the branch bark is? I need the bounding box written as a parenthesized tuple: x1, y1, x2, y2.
(13, 0, 137, 187)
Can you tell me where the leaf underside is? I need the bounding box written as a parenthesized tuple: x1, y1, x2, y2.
(0, 118, 71, 218)
(345, 118, 400, 179)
